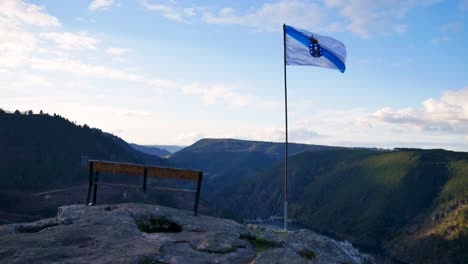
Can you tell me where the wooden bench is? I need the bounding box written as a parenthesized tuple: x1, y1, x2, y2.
(85, 160, 203, 215)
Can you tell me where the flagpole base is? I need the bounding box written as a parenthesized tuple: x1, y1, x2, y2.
(284, 201, 288, 231)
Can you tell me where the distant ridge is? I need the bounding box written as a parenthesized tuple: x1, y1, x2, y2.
(151, 144, 185, 154)
(130, 143, 171, 158)
(173, 138, 341, 159)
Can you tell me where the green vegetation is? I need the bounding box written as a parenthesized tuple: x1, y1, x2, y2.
(249, 225, 262, 234)
(135, 216, 182, 233)
(137, 257, 166, 264)
(297, 248, 316, 260)
(216, 148, 468, 264)
(249, 236, 276, 252)
(137, 258, 153, 264)
(438, 160, 468, 205)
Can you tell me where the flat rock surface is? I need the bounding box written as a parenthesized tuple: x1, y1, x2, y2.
(0, 203, 374, 264)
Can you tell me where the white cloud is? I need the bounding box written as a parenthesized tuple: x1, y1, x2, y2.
(182, 82, 252, 107)
(12, 74, 51, 88)
(324, 0, 442, 37)
(0, 0, 62, 71)
(106, 47, 132, 56)
(89, 0, 116, 11)
(40, 32, 99, 50)
(24, 56, 178, 94)
(30, 57, 144, 82)
(1, 27, 31, 71)
(141, 0, 441, 37)
(372, 87, 468, 134)
(0, 0, 61, 27)
(107, 48, 131, 62)
(431, 36, 450, 44)
(143, 1, 199, 22)
(202, 1, 326, 32)
(147, 79, 179, 90)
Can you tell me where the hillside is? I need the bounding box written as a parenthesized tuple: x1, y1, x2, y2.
(169, 138, 342, 212)
(130, 143, 171, 158)
(217, 148, 468, 263)
(0, 111, 170, 222)
(172, 138, 337, 160)
(0, 111, 167, 190)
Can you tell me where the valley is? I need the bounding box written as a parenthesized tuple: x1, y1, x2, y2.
(1, 111, 466, 263)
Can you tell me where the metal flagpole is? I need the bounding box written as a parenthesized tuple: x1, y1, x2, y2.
(282, 23, 288, 231)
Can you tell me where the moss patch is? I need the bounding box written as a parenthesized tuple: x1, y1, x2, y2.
(249, 236, 276, 252)
(297, 248, 316, 260)
(135, 216, 182, 233)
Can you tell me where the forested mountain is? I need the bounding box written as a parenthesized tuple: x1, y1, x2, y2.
(169, 138, 341, 204)
(216, 148, 468, 264)
(0, 111, 169, 222)
(0, 111, 165, 191)
(172, 138, 337, 160)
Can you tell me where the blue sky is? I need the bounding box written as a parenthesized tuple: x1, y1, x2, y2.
(1, 0, 467, 150)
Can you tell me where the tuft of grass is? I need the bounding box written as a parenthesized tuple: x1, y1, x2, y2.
(135, 216, 182, 233)
(249, 225, 262, 234)
(138, 257, 167, 264)
(273, 229, 288, 234)
(138, 257, 153, 264)
(297, 248, 316, 260)
(249, 236, 276, 252)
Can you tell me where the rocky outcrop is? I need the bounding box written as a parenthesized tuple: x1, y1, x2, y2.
(0, 203, 374, 264)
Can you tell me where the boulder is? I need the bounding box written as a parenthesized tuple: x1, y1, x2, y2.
(0, 203, 374, 264)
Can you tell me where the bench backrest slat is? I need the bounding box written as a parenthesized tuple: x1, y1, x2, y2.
(90, 160, 201, 181)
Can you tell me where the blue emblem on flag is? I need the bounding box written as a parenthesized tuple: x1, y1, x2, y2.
(309, 36, 323, 58)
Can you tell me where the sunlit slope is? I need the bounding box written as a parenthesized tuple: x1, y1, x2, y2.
(219, 148, 468, 263)
(384, 159, 468, 263)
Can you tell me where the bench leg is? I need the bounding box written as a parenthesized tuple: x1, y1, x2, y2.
(92, 172, 99, 205)
(86, 162, 94, 205)
(142, 168, 147, 191)
(193, 173, 203, 216)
